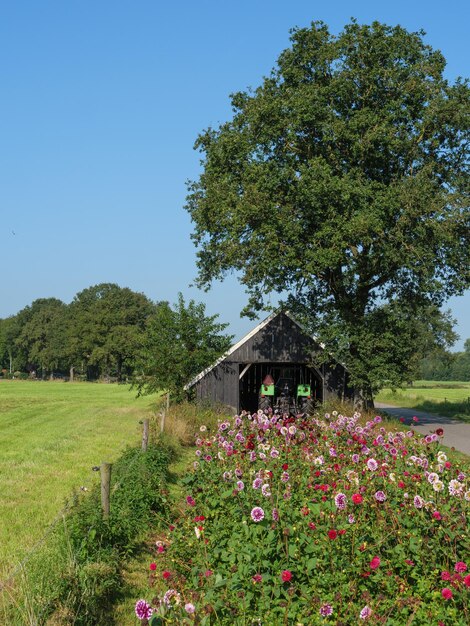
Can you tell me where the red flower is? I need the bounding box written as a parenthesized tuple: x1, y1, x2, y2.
(149, 562, 157, 571)
(464, 574, 470, 588)
(162, 570, 171, 579)
(433, 511, 442, 520)
(204, 569, 213, 577)
(370, 556, 381, 570)
(281, 570, 292, 582)
(338, 529, 346, 535)
(405, 559, 414, 566)
(252, 574, 262, 583)
(282, 463, 289, 470)
(435, 428, 444, 436)
(441, 587, 453, 600)
(352, 493, 363, 504)
(328, 529, 337, 540)
(308, 522, 316, 530)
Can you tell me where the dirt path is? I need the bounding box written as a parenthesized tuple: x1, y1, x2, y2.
(375, 402, 470, 456)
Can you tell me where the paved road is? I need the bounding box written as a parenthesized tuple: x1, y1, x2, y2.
(375, 402, 470, 456)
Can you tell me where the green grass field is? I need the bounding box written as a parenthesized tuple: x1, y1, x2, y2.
(0, 380, 158, 578)
(375, 379, 470, 421)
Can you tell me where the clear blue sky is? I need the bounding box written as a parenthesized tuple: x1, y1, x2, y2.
(0, 1, 468, 349)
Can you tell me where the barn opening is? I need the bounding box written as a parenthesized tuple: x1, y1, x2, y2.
(238, 362, 323, 414)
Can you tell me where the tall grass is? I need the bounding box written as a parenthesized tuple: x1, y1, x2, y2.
(0, 380, 159, 575)
(376, 380, 470, 421)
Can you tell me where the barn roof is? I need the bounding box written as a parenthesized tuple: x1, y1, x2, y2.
(184, 309, 325, 390)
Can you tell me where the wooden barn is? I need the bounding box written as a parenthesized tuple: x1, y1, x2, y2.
(185, 310, 354, 414)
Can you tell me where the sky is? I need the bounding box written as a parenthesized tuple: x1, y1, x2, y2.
(0, 0, 468, 349)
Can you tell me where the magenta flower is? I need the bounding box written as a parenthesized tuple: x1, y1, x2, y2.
(319, 603, 333, 616)
(374, 490, 386, 502)
(413, 495, 424, 509)
(455, 561, 467, 573)
(186, 495, 196, 506)
(251, 506, 265, 522)
(135, 599, 153, 620)
(334, 493, 347, 510)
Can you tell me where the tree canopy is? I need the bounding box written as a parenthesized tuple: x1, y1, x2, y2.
(186, 20, 470, 402)
(134, 293, 233, 401)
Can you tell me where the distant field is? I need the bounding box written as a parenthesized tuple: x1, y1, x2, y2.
(0, 380, 158, 577)
(375, 380, 470, 421)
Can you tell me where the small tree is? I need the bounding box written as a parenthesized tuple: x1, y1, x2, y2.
(186, 20, 470, 405)
(135, 293, 233, 401)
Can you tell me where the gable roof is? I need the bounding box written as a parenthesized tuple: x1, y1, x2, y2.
(184, 309, 324, 390)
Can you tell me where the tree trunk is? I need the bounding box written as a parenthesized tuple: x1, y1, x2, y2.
(70, 366, 74, 383)
(354, 388, 375, 411)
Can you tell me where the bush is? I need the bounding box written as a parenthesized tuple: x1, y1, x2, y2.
(7, 443, 177, 626)
(136, 410, 470, 625)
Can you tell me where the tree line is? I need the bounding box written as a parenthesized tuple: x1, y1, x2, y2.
(418, 340, 470, 381)
(0, 284, 232, 396)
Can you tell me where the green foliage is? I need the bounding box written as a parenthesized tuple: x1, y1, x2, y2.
(186, 19, 470, 401)
(66, 283, 156, 380)
(10, 443, 176, 626)
(418, 340, 470, 381)
(135, 293, 233, 401)
(137, 411, 470, 625)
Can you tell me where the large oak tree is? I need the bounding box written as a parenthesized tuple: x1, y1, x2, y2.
(186, 20, 469, 404)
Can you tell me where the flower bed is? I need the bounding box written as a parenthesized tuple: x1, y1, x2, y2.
(136, 410, 469, 625)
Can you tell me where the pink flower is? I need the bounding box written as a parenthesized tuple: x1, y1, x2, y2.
(359, 605, 372, 620)
(251, 507, 265, 522)
(135, 599, 153, 620)
(464, 574, 470, 587)
(185, 603, 195, 614)
(455, 561, 467, 573)
(281, 570, 292, 582)
(370, 556, 381, 570)
(441, 587, 453, 600)
(319, 603, 333, 616)
(252, 574, 262, 583)
(441, 571, 451, 581)
(186, 495, 196, 506)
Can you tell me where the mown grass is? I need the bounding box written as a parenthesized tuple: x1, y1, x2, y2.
(0, 380, 159, 578)
(375, 380, 470, 422)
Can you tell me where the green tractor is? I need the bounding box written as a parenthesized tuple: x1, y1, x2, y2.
(258, 375, 316, 416)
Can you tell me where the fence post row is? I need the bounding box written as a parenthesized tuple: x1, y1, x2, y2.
(142, 418, 149, 452)
(100, 462, 112, 518)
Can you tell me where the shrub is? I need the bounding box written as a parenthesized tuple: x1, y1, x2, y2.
(6, 443, 176, 626)
(136, 410, 470, 625)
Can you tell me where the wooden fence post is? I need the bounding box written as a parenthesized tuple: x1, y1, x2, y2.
(142, 418, 149, 452)
(160, 393, 169, 434)
(100, 463, 112, 518)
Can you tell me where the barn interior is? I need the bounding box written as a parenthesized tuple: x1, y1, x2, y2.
(238, 362, 323, 414)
